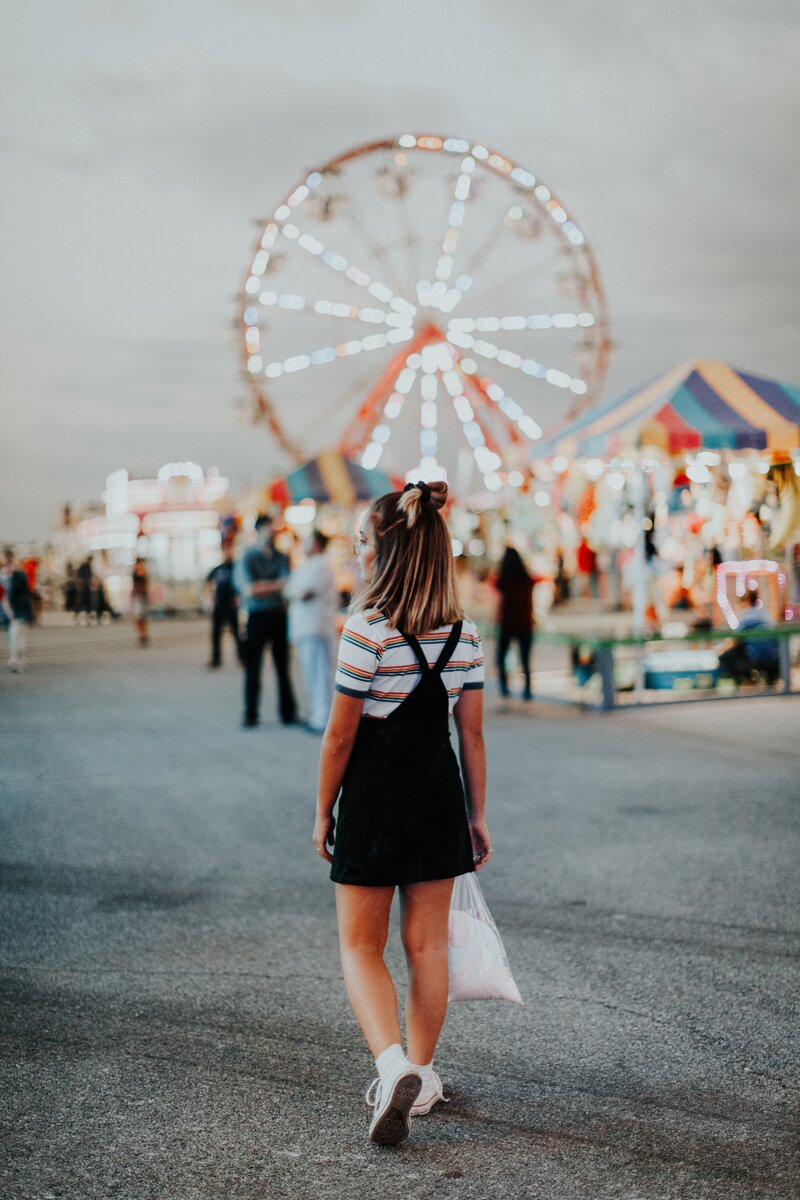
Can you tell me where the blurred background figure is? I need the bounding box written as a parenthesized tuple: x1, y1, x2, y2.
(492, 546, 536, 701)
(285, 529, 337, 734)
(235, 514, 297, 728)
(205, 543, 242, 669)
(62, 562, 78, 615)
(575, 535, 600, 600)
(75, 556, 94, 624)
(718, 588, 780, 685)
(1, 548, 34, 672)
(131, 557, 150, 647)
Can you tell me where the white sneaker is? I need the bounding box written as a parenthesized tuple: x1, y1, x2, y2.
(410, 1069, 447, 1116)
(365, 1067, 422, 1145)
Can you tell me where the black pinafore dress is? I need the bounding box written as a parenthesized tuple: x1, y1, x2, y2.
(330, 620, 475, 887)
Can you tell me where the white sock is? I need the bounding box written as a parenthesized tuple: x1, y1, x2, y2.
(408, 1059, 436, 1081)
(375, 1043, 408, 1078)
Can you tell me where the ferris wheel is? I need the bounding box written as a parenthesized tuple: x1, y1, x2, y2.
(239, 134, 610, 494)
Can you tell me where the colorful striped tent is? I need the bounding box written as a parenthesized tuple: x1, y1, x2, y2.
(535, 358, 800, 458)
(268, 449, 392, 507)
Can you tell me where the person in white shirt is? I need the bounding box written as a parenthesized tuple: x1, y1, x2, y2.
(285, 530, 338, 733)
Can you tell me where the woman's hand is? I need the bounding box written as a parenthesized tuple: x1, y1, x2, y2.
(469, 818, 492, 870)
(312, 813, 335, 864)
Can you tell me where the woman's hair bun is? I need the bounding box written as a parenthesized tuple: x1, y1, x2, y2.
(397, 479, 448, 526)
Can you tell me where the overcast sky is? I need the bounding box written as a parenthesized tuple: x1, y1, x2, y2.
(2, 0, 799, 543)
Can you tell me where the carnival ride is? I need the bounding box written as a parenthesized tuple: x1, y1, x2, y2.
(239, 134, 610, 494)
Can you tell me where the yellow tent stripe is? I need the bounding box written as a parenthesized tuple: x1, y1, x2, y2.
(317, 449, 356, 506)
(698, 360, 799, 449)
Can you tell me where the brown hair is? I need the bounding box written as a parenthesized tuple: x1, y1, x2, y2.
(352, 480, 462, 635)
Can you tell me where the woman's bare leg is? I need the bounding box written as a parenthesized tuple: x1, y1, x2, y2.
(335, 883, 402, 1057)
(400, 878, 454, 1065)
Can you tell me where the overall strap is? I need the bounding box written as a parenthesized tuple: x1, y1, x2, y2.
(399, 630, 430, 673)
(433, 620, 463, 676)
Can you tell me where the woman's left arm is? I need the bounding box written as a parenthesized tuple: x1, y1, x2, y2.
(313, 692, 364, 863)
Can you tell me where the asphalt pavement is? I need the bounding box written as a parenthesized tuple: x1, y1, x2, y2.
(1, 617, 798, 1199)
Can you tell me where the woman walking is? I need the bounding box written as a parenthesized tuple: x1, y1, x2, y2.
(493, 546, 536, 700)
(313, 481, 490, 1146)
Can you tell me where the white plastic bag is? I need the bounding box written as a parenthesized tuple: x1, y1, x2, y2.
(447, 873, 523, 1004)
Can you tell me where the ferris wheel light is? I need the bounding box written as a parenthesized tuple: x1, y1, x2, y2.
(471, 145, 489, 160)
(288, 185, 309, 207)
(484, 473, 502, 492)
(310, 348, 336, 365)
(405, 353, 422, 370)
(508, 471, 525, 488)
(298, 233, 324, 254)
(421, 401, 438, 428)
(534, 185, 550, 201)
(447, 329, 472, 350)
(243, 306, 259, 325)
(390, 296, 416, 317)
(453, 395, 474, 422)
(362, 334, 388, 351)
(501, 315, 526, 330)
(552, 456, 570, 474)
(245, 328, 260, 349)
(570, 379, 588, 395)
(274, 205, 291, 220)
(510, 167, 535, 187)
(464, 421, 484, 447)
(438, 289, 462, 313)
(455, 274, 473, 292)
(383, 395, 404, 419)
(442, 370, 461, 396)
(245, 276, 260, 295)
(448, 202, 466, 227)
(521, 359, 546, 378)
(284, 354, 311, 372)
(563, 223, 585, 244)
(265, 362, 284, 378)
(247, 355, 263, 373)
(282, 223, 300, 239)
(473, 340, 498, 359)
(500, 397, 523, 420)
(475, 317, 500, 332)
(398, 134, 417, 148)
(386, 327, 413, 344)
(361, 442, 384, 469)
(359, 308, 387, 324)
(260, 224, 278, 249)
(578, 313, 596, 327)
(459, 358, 477, 374)
(518, 416, 543, 439)
(373, 424, 391, 444)
(417, 136, 443, 150)
(322, 250, 347, 271)
(251, 250, 270, 274)
(369, 281, 394, 303)
(488, 154, 512, 173)
(346, 265, 370, 286)
(396, 368, 417, 394)
(278, 293, 305, 310)
(534, 490, 551, 507)
(454, 174, 472, 201)
(552, 313, 578, 327)
(444, 138, 470, 153)
(550, 206, 567, 223)
(544, 368, 571, 387)
(420, 430, 438, 454)
(306, 171, 322, 188)
(421, 375, 438, 401)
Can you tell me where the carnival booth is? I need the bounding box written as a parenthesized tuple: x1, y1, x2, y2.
(532, 359, 800, 703)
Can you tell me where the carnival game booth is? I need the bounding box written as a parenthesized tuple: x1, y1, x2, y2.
(532, 358, 800, 707)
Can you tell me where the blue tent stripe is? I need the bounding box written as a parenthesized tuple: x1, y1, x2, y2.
(737, 371, 800, 424)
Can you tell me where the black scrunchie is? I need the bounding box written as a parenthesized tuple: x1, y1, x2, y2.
(403, 480, 432, 502)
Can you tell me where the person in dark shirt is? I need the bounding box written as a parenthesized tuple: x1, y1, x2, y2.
(206, 544, 242, 668)
(234, 514, 298, 727)
(492, 546, 536, 700)
(718, 588, 780, 684)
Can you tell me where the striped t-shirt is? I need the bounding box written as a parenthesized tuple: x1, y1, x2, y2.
(335, 610, 484, 718)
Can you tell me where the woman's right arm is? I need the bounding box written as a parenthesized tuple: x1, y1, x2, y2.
(453, 688, 491, 868)
(313, 691, 364, 863)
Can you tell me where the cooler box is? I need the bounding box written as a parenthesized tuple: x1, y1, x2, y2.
(643, 649, 720, 691)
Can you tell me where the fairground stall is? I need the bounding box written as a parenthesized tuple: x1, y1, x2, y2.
(529, 358, 800, 707)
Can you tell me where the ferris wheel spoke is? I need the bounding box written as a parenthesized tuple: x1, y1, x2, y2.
(448, 332, 587, 397)
(448, 311, 597, 334)
(260, 328, 413, 381)
(342, 193, 410, 300)
(454, 361, 545, 443)
(255, 288, 416, 331)
(277, 221, 416, 319)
